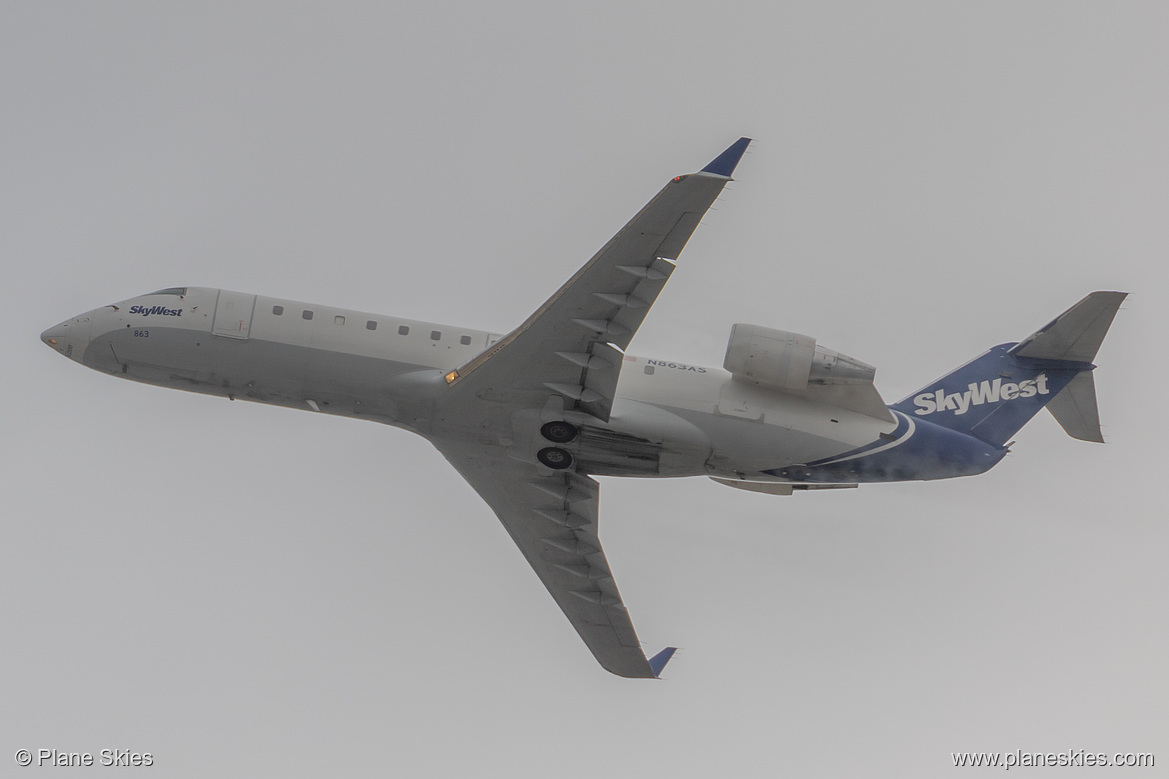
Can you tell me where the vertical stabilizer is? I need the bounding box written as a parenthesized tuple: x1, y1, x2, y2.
(892, 292, 1125, 446)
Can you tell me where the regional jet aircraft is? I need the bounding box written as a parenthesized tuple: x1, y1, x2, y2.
(41, 138, 1125, 678)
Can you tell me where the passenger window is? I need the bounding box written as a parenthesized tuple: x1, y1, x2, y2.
(460, 335, 472, 345)
(302, 310, 314, 320)
(430, 330, 441, 341)
(644, 364, 655, 375)
(272, 305, 284, 315)
(334, 315, 346, 325)
(366, 320, 377, 331)
(398, 325, 409, 336)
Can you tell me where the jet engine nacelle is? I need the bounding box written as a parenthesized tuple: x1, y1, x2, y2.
(723, 323, 876, 391)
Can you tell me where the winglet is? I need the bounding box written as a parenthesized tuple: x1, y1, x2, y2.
(648, 646, 678, 678)
(701, 137, 752, 178)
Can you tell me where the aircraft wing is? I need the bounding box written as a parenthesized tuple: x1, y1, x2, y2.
(430, 437, 675, 678)
(427, 140, 750, 676)
(445, 137, 751, 422)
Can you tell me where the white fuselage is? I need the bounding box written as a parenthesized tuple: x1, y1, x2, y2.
(43, 287, 897, 480)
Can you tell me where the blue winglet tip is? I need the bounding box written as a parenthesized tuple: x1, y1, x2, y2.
(700, 137, 752, 177)
(648, 646, 678, 678)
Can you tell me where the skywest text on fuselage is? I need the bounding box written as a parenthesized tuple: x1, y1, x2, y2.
(127, 305, 183, 317)
(913, 374, 1050, 416)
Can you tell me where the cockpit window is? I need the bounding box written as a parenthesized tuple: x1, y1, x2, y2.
(150, 287, 187, 296)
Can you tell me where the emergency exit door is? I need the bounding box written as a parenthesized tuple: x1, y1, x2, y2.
(212, 290, 256, 340)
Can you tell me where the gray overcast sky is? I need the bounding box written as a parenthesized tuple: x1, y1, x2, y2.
(3, 3, 1166, 777)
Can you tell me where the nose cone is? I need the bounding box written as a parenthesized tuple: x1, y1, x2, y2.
(40, 322, 70, 353)
(40, 315, 91, 361)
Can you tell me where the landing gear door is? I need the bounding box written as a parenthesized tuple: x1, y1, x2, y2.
(212, 290, 256, 340)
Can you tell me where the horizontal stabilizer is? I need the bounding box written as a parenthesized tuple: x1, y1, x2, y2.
(648, 646, 678, 678)
(1045, 371, 1105, 442)
(1009, 291, 1127, 362)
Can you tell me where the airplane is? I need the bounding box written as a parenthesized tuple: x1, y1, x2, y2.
(40, 138, 1125, 679)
